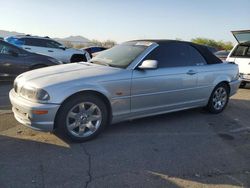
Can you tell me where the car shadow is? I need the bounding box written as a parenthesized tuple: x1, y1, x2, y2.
(0, 132, 248, 188)
(1, 98, 250, 187)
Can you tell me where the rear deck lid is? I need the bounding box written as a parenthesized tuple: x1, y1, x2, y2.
(232, 30, 250, 44)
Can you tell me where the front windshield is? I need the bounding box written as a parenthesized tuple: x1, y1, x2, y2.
(90, 41, 152, 68)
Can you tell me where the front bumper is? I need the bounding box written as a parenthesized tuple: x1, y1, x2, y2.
(240, 73, 250, 82)
(229, 79, 241, 96)
(9, 89, 60, 131)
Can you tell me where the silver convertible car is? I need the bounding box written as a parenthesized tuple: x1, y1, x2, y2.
(9, 40, 241, 142)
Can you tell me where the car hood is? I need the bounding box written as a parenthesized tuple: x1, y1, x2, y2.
(16, 62, 125, 88)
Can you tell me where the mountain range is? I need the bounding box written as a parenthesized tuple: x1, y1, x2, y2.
(0, 30, 90, 44)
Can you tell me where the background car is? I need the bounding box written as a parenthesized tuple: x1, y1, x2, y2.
(10, 40, 240, 142)
(214, 50, 230, 60)
(227, 30, 250, 88)
(0, 40, 62, 80)
(83, 46, 107, 58)
(5, 35, 90, 63)
(206, 46, 218, 53)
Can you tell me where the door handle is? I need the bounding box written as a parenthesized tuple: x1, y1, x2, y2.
(187, 70, 197, 75)
(25, 47, 31, 50)
(48, 50, 54, 52)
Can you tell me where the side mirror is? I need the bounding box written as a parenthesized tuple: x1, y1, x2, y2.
(138, 60, 158, 70)
(9, 49, 19, 57)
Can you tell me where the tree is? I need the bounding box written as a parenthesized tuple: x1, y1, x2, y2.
(191, 38, 233, 51)
(88, 39, 117, 48)
(74, 44, 88, 49)
(62, 39, 117, 49)
(90, 39, 103, 47)
(102, 40, 117, 48)
(63, 41, 74, 48)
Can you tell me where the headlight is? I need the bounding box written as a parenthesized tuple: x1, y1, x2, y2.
(20, 85, 50, 101)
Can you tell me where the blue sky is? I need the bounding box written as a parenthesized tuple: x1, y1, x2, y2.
(0, 0, 249, 43)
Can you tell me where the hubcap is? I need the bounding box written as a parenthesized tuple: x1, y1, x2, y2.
(212, 87, 227, 110)
(66, 102, 102, 137)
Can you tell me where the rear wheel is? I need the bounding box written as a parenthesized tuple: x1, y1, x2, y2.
(207, 83, 229, 114)
(239, 81, 246, 88)
(55, 94, 108, 142)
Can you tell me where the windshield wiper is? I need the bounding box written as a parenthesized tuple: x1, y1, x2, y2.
(89, 60, 122, 68)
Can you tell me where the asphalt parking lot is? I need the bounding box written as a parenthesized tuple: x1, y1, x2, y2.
(0, 81, 12, 111)
(0, 82, 250, 188)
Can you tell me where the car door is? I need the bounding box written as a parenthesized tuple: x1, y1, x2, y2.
(131, 42, 200, 116)
(21, 38, 62, 60)
(43, 39, 67, 62)
(0, 42, 28, 78)
(21, 38, 46, 55)
(188, 45, 215, 102)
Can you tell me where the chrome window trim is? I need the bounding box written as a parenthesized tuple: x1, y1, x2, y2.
(126, 43, 159, 70)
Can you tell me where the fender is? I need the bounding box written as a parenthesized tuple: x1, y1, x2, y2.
(212, 75, 231, 87)
(48, 83, 112, 105)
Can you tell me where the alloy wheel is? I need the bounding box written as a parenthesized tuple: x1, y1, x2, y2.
(212, 87, 228, 110)
(66, 102, 102, 137)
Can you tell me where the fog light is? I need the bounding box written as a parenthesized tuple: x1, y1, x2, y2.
(32, 110, 48, 115)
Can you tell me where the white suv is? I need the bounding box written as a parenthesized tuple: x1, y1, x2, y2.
(5, 35, 90, 63)
(227, 30, 250, 88)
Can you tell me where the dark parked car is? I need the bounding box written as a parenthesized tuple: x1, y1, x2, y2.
(0, 40, 62, 80)
(83, 46, 107, 58)
(214, 50, 230, 60)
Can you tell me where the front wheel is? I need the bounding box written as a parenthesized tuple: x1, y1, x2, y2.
(55, 94, 108, 142)
(207, 83, 229, 114)
(70, 55, 86, 63)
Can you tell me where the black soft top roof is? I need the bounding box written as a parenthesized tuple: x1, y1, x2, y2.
(132, 40, 222, 64)
(190, 42, 222, 64)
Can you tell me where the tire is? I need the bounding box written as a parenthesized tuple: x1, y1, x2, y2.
(55, 94, 108, 142)
(239, 81, 246, 88)
(30, 64, 47, 70)
(206, 83, 229, 114)
(70, 55, 86, 63)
